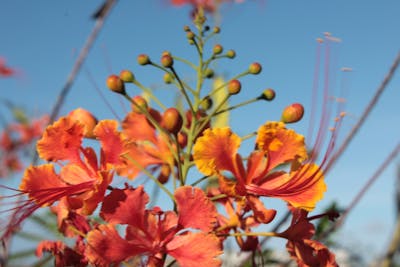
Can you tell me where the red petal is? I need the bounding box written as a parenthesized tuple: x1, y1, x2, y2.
(86, 224, 144, 266)
(247, 196, 276, 224)
(175, 186, 217, 232)
(167, 232, 222, 267)
(100, 186, 149, 227)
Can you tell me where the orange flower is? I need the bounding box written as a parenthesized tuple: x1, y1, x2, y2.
(193, 122, 326, 211)
(1, 114, 122, 239)
(117, 110, 175, 180)
(86, 185, 222, 267)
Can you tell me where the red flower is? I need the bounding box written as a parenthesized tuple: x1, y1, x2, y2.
(36, 240, 88, 267)
(0, 57, 17, 77)
(279, 207, 338, 267)
(85, 185, 222, 266)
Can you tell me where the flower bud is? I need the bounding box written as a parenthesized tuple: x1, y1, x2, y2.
(119, 70, 135, 83)
(260, 88, 276, 101)
(131, 95, 148, 113)
(226, 50, 236, 59)
(106, 75, 125, 95)
(183, 25, 191, 32)
(163, 72, 174, 84)
(204, 68, 214, 78)
(69, 108, 98, 139)
(281, 103, 304, 123)
(162, 108, 183, 135)
(213, 26, 220, 34)
(186, 31, 195, 40)
(200, 96, 213, 110)
(157, 164, 171, 184)
(213, 44, 223, 55)
(161, 54, 174, 68)
(228, 80, 241, 95)
(249, 62, 262, 74)
(137, 54, 150, 65)
(177, 132, 188, 147)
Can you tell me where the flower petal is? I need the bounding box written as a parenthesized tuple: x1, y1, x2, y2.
(19, 164, 68, 205)
(94, 120, 124, 167)
(193, 127, 241, 176)
(175, 186, 217, 232)
(167, 232, 222, 267)
(86, 224, 144, 266)
(256, 122, 307, 170)
(122, 110, 158, 143)
(247, 196, 276, 224)
(37, 116, 83, 162)
(248, 163, 326, 211)
(100, 186, 149, 227)
(287, 239, 338, 267)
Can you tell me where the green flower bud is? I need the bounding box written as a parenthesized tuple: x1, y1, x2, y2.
(200, 96, 213, 110)
(137, 54, 150, 65)
(213, 44, 223, 55)
(260, 88, 276, 101)
(119, 70, 135, 83)
(204, 68, 214, 79)
(163, 72, 174, 84)
(226, 50, 236, 59)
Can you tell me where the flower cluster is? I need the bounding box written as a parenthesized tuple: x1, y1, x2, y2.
(0, 111, 48, 178)
(1, 10, 341, 267)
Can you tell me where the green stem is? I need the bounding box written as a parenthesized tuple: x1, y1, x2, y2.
(214, 97, 259, 116)
(132, 80, 167, 110)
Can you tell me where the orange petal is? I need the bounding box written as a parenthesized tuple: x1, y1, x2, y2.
(248, 163, 326, 211)
(117, 141, 165, 179)
(60, 164, 93, 185)
(122, 110, 158, 143)
(94, 120, 124, 167)
(256, 122, 307, 171)
(37, 116, 84, 162)
(167, 232, 222, 267)
(193, 128, 241, 176)
(175, 186, 217, 232)
(19, 164, 67, 205)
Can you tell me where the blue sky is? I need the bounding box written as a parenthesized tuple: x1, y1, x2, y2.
(1, 0, 400, 262)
